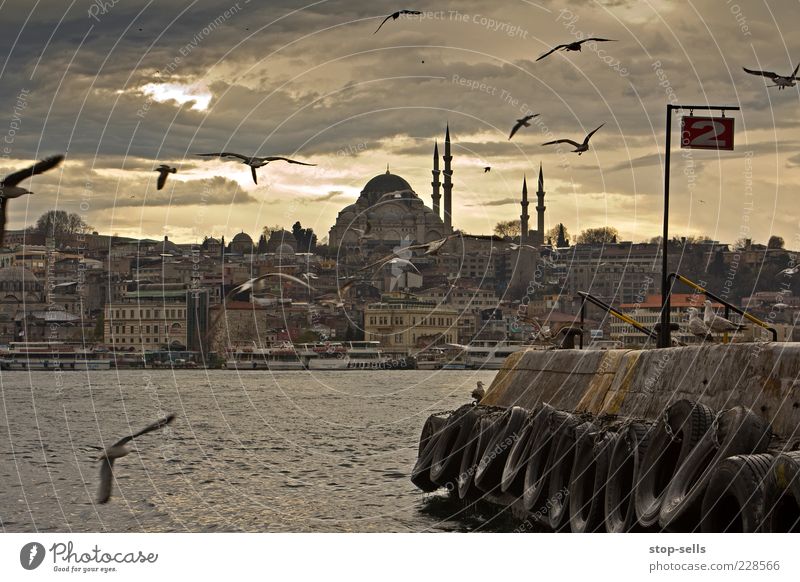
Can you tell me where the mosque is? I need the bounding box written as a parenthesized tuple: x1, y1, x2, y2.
(327, 125, 548, 250)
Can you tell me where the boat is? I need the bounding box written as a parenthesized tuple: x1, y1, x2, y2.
(225, 341, 392, 371)
(0, 342, 112, 371)
(463, 340, 528, 370)
(225, 344, 305, 370)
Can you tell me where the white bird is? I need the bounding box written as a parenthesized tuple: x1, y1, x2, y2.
(778, 266, 799, 277)
(373, 9, 421, 34)
(773, 302, 789, 310)
(230, 272, 315, 296)
(509, 114, 540, 140)
(508, 243, 538, 251)
(542, 124, 604, 155)
(301, 273, 319, 282)
(359, 235, 456, 274)
(154, 164, 176, 190)
(703, 300, 746, 333)
(194, 152, 315, 184)
(96, 413, 176, 504)
(686, 307, 714, 341)
(743, 63, 800, 90)
(0, 155, 64, 245)
(378, 257, 419, 273)
(536, 37, 617, 61)
(471, 381, 486, 403)
(351, 222, 374, 243)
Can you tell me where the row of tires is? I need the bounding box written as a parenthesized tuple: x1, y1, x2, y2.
(411, 400, 800, 532)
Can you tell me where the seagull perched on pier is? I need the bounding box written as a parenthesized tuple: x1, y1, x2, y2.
(154, 165, 176, 190)
(536, 37, 617, 61)
(96, 413, 176, 504)
(703, 300, 747, 334)
(373, 9, 421, 34)
(508, 114, 540, 140)
(686, 307, 714, 341)
(194, 152, 315, 184)
(743, 63, 800, 90)
(542, 124, 604, 155)
(471, 381, 486, 403)
(0, 155, 64, 245)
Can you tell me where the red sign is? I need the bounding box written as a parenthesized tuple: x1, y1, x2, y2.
(681, 116, 735, 150)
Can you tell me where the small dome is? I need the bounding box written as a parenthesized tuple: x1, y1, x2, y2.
(276, 243, 295, 257)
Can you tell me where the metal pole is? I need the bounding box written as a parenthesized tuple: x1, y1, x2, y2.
(660, 104, 673, 348)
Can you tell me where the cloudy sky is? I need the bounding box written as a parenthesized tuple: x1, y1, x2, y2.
(0, 0, 798, 245)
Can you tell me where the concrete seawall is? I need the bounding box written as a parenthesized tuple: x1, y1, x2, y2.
(482, 343, 800, 437)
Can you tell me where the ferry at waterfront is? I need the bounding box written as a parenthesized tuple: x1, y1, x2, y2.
(463, 340, 528, 369)
(225, 341, 393, 371)
(0, 342, 113, 371)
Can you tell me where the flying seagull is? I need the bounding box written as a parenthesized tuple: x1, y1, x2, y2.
(778, 266, 799, 278)
(96, 413, 176, 504)
(508, 243, 538, 251)
(686, 307, 714, 341)
(703, 300, 746, 333)
(536, 37, 616, 61)
(743, 63, 800, 90)
(472, 381, 486, 403)
(230, 272, 315, 297)
(484, 167, 491, 173)
(194, 152, 315, 184)
(373, 9, 421, 34)
(509, 114, 539, 140)
(358, 234, 456, 273)
(542, 124, 604, 155)
(154, 165, 176, 190)
(0, 155, 64, 245)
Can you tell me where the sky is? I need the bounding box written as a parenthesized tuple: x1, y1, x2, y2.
(0, 0, 798, 246)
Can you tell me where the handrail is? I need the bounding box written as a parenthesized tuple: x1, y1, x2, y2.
(577, 291, 658, 341)
(667, 272, 778, 342)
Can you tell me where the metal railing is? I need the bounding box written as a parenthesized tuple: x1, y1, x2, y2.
(666, 272, 778, 342)
(577, 291, 658, 349)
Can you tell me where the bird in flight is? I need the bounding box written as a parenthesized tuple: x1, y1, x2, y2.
(358, 234, 457, 273)
(194, 152, 315, 184)
(484, 167, 491, 173)
(536, 37, 616, 61)
(154, 165, 176, 190)
(778, 266, 799, 278)
(743, 63, 800, 90)
(0, 155, 64, 246)
(507, 243, 538, 251)
(96, 413, 176, 504)
(373, 9, 421, 34)
(542, 124, 604, 155)
(703, 300, 746, 333)
(508, 114, 539, 140)
(230, 272, 315, 297)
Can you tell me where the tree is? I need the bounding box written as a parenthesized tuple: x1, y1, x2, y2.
(768, 235, 785, 249)
(262, 224, 283, 238)
(28, 210, 93, 239)
(292, 221, 317, 251)
(577, 226, 618, 245)
(547, 223, 570, 247)
(493, 220, 521, 238)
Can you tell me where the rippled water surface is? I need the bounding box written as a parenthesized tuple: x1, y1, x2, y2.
(0, 369, 499, 532)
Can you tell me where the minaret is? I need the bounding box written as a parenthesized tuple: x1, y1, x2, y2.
(520, 175, 529, 243)
(536, 163, 546, 245)
(442, 124, 453, 232)
(431, 140, 441, 217)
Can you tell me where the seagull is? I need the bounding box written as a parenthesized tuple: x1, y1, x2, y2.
(230, 272, 315, 297)
(743, 63, 800, 90)
(194, 153, 315, 184)
(536, 37, 617, 61)
(508, 114, 540, 140)
(686, 307, 714, 341)
(358, 234, 456, 272)
(154, 165, 176, 190)
(96, 413, 176, 504)
(373, 9, 421, 34)
(778, 266, 799, 277)
(378, 257, 419, 273)
(703, 300, 746, 333)
(484, 167, 491, 173)
(0, 155, 64, 245)
(471, 381, 486, 403)
(508, 243, 538, 251)
(542, 124, 604, 155)
(773, 302, 790, 310)
(301, 273, 319, 282)
(351, 222, 374, 243)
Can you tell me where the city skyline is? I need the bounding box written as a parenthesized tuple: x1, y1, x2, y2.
(0, 1, 799, 245)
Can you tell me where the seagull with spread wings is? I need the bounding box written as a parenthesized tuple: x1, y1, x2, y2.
(194, 152, 315, 184)
(536, 37, 616, 61)
(358, 234, 456, 273)
(373, 9, 421, 34)
(743, 63, 800, 90)
(0, 155, 64, 245)
(154, 165, 176, 190)
(96, 413, 176, 504)
(508, 114, 539, 140)
(542, 124, 604, 155)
